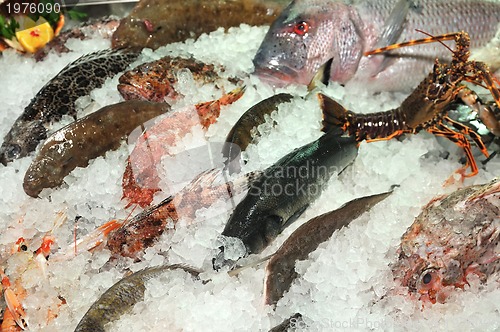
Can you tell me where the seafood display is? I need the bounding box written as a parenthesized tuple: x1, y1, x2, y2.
(253, 0, 500, 91)
(1, 0, 500, 330)
(23, 100, 170, 197)
(391, 179, 500, 304)
(213, 129, 358, 270)
(319, 31, 500, 178)
(122, 87, 244, 207)
(0, 49, 139, 165)
(264, 190, 392, 305)
(75, 264, 200, 332)
(111, 0, 287, 50)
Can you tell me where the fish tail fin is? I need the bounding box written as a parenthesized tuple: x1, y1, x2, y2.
(317, 93, 349, 134)
(195, 86, 245, 128)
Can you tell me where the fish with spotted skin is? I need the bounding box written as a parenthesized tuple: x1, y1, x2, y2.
(391, 179, 500, 304)
(0, 49, 139, 165)
(253, 0, 500, 91)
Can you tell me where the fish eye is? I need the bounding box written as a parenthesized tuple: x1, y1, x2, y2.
(293, 21, 309, 36)
(6, 144, 21, 159)
(418, 268, 440, 290)
(422, 272, 432, 284)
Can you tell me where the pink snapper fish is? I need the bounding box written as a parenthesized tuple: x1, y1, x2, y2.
(253, 0, 500, 91)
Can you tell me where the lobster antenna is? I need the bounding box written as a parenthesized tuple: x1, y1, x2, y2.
(415, 29, 455, 54)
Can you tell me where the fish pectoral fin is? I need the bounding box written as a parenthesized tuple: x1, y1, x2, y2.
(282, 204, 309, 230)
(264, 215, 285, 240)
(307, 58, 333, 92)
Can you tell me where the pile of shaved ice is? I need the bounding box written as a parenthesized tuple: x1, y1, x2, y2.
(0, 18, 500, 332)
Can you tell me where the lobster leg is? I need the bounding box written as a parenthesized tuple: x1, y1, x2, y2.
(443, 116, 489, 158)
(426, 125, 479, 177)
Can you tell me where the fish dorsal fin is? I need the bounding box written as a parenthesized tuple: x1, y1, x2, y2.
(369, 0, 412, 76)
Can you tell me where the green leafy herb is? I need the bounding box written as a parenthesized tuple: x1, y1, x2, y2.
(0, 15, 19, 40)
(67, 9, 88, 21)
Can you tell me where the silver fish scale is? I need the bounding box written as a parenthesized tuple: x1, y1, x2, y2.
(352, 0, 500, 88)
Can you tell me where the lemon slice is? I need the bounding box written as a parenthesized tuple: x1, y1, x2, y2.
(15, 22, 54, 53)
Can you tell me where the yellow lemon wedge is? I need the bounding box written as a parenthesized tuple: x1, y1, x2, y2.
(15, 22, 54, 53)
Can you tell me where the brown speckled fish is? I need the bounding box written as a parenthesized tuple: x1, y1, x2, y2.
(111, 0, 288, 51)
(0, 49, 139, 165)
(391, 179, 500, 304)
(23, 100, 170, 198)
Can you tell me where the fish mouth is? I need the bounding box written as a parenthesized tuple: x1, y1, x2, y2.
(252, 65, 302, 87)
(117, 83, 153, 102)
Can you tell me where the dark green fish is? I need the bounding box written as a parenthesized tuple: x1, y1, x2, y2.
(74, 264, 200, 332)
(264, 190, 393, 305)
(213, 129, 358, 270)
(0, 49, 139, 165)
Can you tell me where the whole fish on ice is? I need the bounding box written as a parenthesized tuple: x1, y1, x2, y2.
(391, 179, 500, 304)
(213, 129, 358, 270)
(74, 264, 200, 332)
(253, 0, 500, 91)
(0, 49, 139, 165)
(264, 190, 392, 305)
(117, 56, 235, 102)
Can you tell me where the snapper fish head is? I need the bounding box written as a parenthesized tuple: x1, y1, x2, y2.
(253, 0, 350, 87)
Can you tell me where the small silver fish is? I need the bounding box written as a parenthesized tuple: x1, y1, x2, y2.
(74, 264, 200, 332)
(253, 0, 500, 91)
(264, 190, 392, 305)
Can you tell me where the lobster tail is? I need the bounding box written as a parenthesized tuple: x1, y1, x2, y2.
(318, 93, 350, 134)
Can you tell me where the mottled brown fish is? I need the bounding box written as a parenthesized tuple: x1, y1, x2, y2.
(264, 190, 392, 305)
(0, 49, 139, 165)
(391, 179, 500, 304)
(111, 0, 288, 51)
(118, 56, 229, 102)
(23, 101, 169, 197)
(74, 264, 200, 332)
